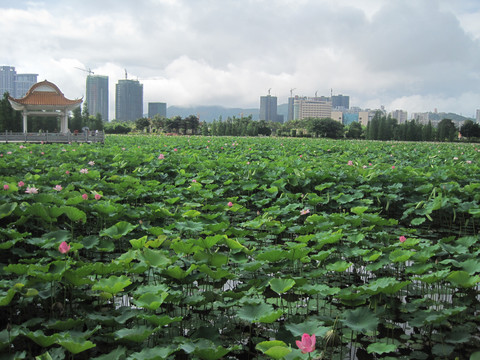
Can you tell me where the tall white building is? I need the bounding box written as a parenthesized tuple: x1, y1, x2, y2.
(390, 110, 408, 124)
(293, 96, 332, 120)
(476, 109, 480, 124)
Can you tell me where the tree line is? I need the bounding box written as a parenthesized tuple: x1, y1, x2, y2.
(364, 112, 476, 142)
(1, 93, 477, 142)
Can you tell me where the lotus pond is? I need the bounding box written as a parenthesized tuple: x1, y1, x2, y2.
(0, 135, 479, 360)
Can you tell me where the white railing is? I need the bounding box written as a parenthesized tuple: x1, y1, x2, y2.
(0, 131, 105, 143)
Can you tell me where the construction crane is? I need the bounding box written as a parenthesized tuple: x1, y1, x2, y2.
(75, 67, 94, 75)
(125, 69, 128, 79)
(290, 88, 296, 97)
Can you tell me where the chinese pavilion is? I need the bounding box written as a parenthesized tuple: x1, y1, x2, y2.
(8, 80, 83, 133)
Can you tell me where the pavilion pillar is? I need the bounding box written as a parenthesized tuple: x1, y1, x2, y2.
(60, 111, 67, 133)
(23, 110, 28, 133)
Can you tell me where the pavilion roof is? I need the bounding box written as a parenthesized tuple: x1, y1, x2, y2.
(8, 80, 82, 107)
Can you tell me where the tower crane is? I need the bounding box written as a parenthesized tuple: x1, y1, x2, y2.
(290, 88, 296, 97)
(74, 67, 94, 75)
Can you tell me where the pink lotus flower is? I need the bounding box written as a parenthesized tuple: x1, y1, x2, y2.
(88, 161, 95, 166)
(192, 179, 197, 183)
(82, 193, 88, 200)
(392, 165, 395, 169)
(18, 181, 25, 187)
(158, 153, 165, 159)
(363, 165, 367, 169)
(369, 163, 372, 166)
(53, 185, 62, 191)
(94, 193, 102, 200)
(399, 236, 407, 243)
(65, 170, 70, 175)
(174, 148, 178, 152)
(7, 151, 12, 155)
(58, 241, 71, 254)
(227, 201, 233, 207)
(466, 160, 472, 164)
(300, 209, 310, 215)
(3, 184, 9, 191)
(347, 160, 353, 166)
(25, 186, 38, 194)
(296, 333, 316, 354)
(80, 168, 88, 174)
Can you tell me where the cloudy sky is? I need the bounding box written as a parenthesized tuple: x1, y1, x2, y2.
(2, 0, 480, 120)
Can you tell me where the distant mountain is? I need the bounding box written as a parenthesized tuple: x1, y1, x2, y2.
(427, 112, 474, 123)
(167, 105, 260, 122)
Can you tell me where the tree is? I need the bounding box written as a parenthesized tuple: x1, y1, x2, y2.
(346, 121, 363, 139)
(151, 115, 165, 132)
(0, 92, 22, 132)
(460, 119, 480, 138)
(135, 117, 150, 132)
(437, 118, 456, 142)
(69, 106, 83, 132)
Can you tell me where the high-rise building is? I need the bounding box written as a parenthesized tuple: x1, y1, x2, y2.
(148, 102, 167, 119)
(259, 94, 278, 122)
(0, 66, 37, 98)
(86, 75, 109, 121)
(331, 94, 350, 110)
(293, 96, 332, 120)
(287, 97, 295, 121)
(115, 79, 143, 121)
(14, 73, 38, 98)
(476, 109, 480, 124)
(390, 110, 408, 124)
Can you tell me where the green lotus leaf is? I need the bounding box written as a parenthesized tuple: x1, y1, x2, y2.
(432, 343, 455, 357)
(326, 260, 352, 272)
(141, 248, 172, 268)
(133, 292, 169, 310)
(389, 249, 413, 263)
(92, 275, 132, 295)
(26, 330, 59, 347)
(447, 271, 480, 288)
(361, 277, 411, 295)
(269, 278, 296, 295)
(100, 221, 138, 239)
(237, 303, 283, 323)
(256, 341, 291, 359)
(60, 206, 87, 223)
(113, 326, 155, 343)
(0, 202, 17, 219)
(57, 338, 96, 354)
(128, 346, 176, 360)
(343, 307, 379, 333)
(367, 342, 397, 354)
(285, 321, 330, 337)
(90, 346, 127, 360)
(257, 249, 286, 262)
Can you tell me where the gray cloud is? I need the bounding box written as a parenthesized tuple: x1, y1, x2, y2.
(2, 0, 479, 118)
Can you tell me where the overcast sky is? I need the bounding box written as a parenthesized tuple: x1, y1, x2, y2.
(2, 0, 480, 120)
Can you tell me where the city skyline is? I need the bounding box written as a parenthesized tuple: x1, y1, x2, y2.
(1, 1, 480, 119)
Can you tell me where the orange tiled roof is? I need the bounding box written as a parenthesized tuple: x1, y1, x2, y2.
(9, 80, 82, 106)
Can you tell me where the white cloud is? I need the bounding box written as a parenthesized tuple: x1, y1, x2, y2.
(2, 0, 480, 119)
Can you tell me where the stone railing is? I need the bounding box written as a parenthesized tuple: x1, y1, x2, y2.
(0, 131, 105, 144)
